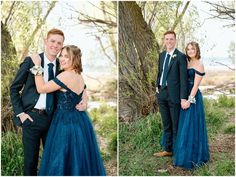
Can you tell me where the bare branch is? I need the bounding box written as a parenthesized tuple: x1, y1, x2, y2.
(213, 61, 235, 71)
(88, 1, 116, 18)
(79, 18, 117, 27)
(95, 35, 116, 65)
(171, 1, 190, 31)
(204, 1, 235, 27)
(4, 1, 16, 25)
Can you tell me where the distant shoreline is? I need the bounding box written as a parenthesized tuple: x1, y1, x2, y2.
(205, 66, 235, 71)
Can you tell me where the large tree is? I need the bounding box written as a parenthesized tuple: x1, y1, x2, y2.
(119, 1, 191, 122)
(119, 1, 159, 122)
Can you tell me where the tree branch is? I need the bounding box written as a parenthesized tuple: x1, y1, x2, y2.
(95, 35, 116, 65)
(213, 61, 235, 71)
(4, 1, 16, 25)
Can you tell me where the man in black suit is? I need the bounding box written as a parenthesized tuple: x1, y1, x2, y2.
(10, 28, 87, 175)
(154, 31, 188, 157)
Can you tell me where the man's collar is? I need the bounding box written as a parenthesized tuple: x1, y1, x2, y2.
(167, 48, 176, 56)
(44, 53, 56, 66)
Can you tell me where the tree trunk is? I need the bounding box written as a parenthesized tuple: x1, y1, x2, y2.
(1, 21, 18, 132)
(119, 1, 159, 122)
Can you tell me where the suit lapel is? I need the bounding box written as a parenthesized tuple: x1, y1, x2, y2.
(160, 51, 166, 70)
(40, 53, 60, 76)
(39, 52, 44, 68)
(167, 49, 178, 74)
(56, 59, 60, 75)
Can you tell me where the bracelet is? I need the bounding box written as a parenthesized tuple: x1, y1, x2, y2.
(188, 95, 196, 104)
(30, 65, 43, 76)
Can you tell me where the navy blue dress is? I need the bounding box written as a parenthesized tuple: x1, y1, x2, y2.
(39, 78, 106, 176)
(173, 68, 210, 169)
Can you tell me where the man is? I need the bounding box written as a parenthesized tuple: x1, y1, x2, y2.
(10, 28, 87, 175)
(154, 31, 188, 157)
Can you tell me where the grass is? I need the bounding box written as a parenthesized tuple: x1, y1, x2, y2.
(119, 95, 235, 176)
(201, 69, 234, 86)
(119, 113, 163, 176)
(1, 132, 24, 176)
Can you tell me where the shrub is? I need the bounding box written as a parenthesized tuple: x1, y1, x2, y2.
(224, 123, 235, 134)
(217, 95, 235, 108)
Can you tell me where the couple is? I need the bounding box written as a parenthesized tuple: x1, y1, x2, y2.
(154, 31, 210, 169)
(10, 28, 106, 176)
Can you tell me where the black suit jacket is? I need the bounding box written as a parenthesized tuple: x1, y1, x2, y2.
(156, 49, 188, 103)
(10, 53, 60, 126)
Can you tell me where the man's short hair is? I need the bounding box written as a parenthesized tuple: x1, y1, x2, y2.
(47, 28, 65, 41)
(164, 31, 176, 39)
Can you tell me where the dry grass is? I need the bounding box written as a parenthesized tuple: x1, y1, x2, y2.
(202, 69, 235, 86)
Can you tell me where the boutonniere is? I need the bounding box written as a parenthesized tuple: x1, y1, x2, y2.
(172, 54, 177, 59)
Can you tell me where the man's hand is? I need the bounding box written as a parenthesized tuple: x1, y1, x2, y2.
(181, 99, 189, 110)
(156, 87, 159, 93)
(19, 113, 33, 123)
(76, 100, 87, 111)
(183, 101, 190, 109)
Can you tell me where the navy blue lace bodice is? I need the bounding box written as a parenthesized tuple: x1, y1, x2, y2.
(53, 78, 85, 111)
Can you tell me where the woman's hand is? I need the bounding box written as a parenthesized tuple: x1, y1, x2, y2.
(31, 54, 41, 66)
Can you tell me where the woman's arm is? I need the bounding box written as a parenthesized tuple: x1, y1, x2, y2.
(189, 63, 205, 98)
(34, 75, 61, 93)
(31, 54, 61, 93)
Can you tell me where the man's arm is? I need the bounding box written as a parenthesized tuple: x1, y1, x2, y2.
(179, 54, 188, 109)
(10, 57, 34, 124)
(10, 57, 32, 115)
(156, 54, 161, 93)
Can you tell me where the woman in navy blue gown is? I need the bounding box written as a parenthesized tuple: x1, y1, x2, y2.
(31, 45, 106, 176)
(173, 42, 209, 169)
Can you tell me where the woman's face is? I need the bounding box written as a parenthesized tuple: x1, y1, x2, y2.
(186, 44, 197, 59)
(59, 48, 73, 70)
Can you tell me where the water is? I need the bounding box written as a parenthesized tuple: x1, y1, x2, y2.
(202, 57, 235, 70)
(88, 101, 117, 111)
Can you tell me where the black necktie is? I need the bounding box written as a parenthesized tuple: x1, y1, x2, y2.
(46, 63, 54, 115)
(161, 54, 171, 87)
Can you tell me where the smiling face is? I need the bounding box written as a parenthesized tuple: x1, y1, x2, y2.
(185, 42, 201, 60)
(44, 34, 64, 60)
(59, 48, 73, 71)
(164, 33, 176, 52)
(186, 44, 197, 59)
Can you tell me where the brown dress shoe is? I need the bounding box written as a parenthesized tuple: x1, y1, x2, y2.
(153, 151, 173, 157)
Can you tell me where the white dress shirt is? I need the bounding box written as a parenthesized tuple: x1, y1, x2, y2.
(34, 54, 56, 109)
(159, 48, 176, 86)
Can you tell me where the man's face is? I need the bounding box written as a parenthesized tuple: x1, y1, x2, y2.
(44, 34, 64, 57)
(164, 33, 176, 51)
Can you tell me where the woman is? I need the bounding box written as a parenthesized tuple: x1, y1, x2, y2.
(173, 42, 210, 169)
(30, 45, 106, 175)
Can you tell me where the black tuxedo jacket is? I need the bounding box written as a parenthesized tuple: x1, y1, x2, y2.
(156, 48, 188, 103)
(10, 53, 60, 126)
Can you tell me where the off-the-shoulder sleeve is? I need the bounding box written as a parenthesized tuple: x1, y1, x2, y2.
(195, 70, 205, 76)
(53, 78, 70, 91)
